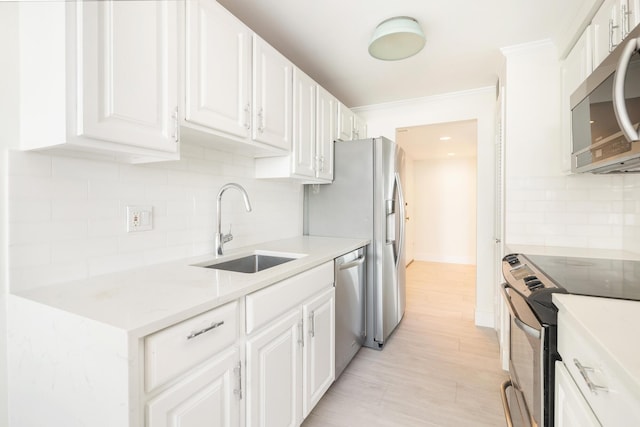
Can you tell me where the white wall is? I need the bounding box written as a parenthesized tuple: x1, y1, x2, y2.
(413, 156, 477, 264)
(502, 40, 640, 253)
(354, 87, 497, 327)
(401, 155, 415, 265)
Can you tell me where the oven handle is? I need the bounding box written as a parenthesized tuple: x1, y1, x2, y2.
(500, 380, 515, 427)
(501, 283, 541, 339)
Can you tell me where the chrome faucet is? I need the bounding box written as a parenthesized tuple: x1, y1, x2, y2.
(216, 183, 252, 255)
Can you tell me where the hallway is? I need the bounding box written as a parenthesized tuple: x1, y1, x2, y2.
(302, 261, 508, 426)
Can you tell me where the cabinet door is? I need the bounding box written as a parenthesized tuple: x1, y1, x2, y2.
(147, 347, 241, 427)
(253, 36, 293, 151)
(353, 114, 367, 140)
(592, 0, 620, 68)
(337, 102, 354, 141)
(302, 288, 335, 418)
(246, 309, 302, 427)
(555, 361, 601, 427)
(316, 86, 336, 181)
(184, 0, 251, 139)
(292, 68, 317, 178)
(80, 0, 178, 153)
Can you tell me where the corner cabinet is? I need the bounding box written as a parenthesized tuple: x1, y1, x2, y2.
(255, 68, 336, 183)
(18, 0, 180, 163)
(182, 0, 292, 154)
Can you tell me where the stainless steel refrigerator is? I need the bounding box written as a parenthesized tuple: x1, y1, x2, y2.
(304, 136, 406, 350)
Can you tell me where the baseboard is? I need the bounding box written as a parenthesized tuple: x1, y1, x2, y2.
(475, 309, 495, 328)
(414, 253, 476, 265)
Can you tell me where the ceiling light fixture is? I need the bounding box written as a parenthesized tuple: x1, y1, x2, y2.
(368, 16, 426, 61)
(439, 136, 451, 141)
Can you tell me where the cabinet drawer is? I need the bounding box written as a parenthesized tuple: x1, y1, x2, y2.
(145, 301, 238, 392)
(246, 261, 333, 334)
(558, 310, 640, 425)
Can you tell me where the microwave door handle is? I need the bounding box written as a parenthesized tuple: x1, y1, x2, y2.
(613, 37, 640, 141)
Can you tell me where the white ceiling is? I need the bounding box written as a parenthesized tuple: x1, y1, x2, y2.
(217, 0, 595, 108)
(396, 120, 478, 160)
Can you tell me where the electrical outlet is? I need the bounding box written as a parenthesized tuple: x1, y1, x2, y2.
(127, 205, 153, 232)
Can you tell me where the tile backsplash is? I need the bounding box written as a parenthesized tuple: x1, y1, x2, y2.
(8, 142, 303, 292)
(506, 173, 640, 253)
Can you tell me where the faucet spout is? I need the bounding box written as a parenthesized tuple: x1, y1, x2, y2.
(216, 183, 252, 255)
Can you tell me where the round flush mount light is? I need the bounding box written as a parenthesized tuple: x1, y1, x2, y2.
(368, 16, 426, 61)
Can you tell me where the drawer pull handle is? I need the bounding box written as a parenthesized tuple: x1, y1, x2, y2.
(574, 358, 608, 394)
(186, 321, 225, 340)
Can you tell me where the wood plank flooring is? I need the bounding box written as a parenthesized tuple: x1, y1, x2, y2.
(302, 261, 508, 427)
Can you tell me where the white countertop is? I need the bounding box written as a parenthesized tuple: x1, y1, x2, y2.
(506, 244, 640, 261)
(12, 236, 369, 337)
(553, 293, 640, 401)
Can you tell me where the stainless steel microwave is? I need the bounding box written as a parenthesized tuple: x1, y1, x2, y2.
(571, 24, 640, 173)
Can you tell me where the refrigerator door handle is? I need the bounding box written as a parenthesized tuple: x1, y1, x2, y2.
(395, 172, 406, 268)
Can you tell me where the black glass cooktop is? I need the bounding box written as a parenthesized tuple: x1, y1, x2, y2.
(526, 254, 640, 301)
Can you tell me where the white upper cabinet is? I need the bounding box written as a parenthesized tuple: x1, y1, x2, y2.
(592, 0, 620, 68)
(337, 102, 367, 141)
(292, 68, 317, 178)
(353, 114, 368, 140)
(184, 0, 251, 140)
(591, 0, 640, 68)
(19, 0, 179, 163)
(182, 0, 292, 153)
(315, 86, 336, 181)
(337, 102, 355, 141)
(252, 36, 293, 151)
(255, 67, 335, 183)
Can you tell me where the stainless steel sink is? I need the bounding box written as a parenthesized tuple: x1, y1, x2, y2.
(201, 254, 297, 273)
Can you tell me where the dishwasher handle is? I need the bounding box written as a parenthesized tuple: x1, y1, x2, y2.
(338, 254, 365, 270)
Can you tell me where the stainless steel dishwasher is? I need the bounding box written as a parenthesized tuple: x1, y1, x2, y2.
(334, 247, 366, 378)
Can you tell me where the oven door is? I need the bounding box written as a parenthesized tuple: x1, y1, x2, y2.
(500, 283, 544, 427)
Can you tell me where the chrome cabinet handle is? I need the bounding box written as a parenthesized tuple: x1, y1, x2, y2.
(610, 18, 620, 52)
(244, 103, 251, 130)
(298, 319, 304, 347)
(257, 107, 265, 133)
(309, 311, 315, 337)
(186, 320, 224, 340)
(574, 358, 608, 394)
(171, 106, 179, 143)
(233, 361, 242, 399)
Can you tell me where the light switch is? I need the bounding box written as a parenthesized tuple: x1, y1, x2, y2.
(127, 205, 153, 232)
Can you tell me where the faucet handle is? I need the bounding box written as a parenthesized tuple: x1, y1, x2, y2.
(222, 224, 234, 244)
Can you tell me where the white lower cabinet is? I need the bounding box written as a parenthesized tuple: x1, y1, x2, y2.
(147, 347, 241, 427)
(555, 361, 601, 427)
(245, 261, 335, 426)
(246, 309, 303, 427)
(302, 288, 335, 418)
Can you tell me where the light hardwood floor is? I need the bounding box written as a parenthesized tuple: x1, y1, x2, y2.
(302, 261, 508, 427)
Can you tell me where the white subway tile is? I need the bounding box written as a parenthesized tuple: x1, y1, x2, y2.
(8, 151, 51, 177)
(9, 243, 50, 268)
(119, 164, 169, 185)
(9, 200, 51, 223)
(52, 156, 118, 181)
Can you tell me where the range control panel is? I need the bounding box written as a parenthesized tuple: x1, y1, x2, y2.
(502, 253, 559, 296)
